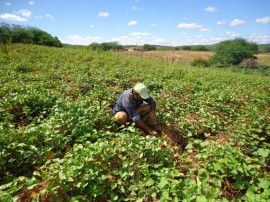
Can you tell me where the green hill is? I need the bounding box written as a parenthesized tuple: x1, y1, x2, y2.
(0, 44, 269, 201)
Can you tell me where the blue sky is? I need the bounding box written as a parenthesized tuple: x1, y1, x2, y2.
(1, 0, 270, 46)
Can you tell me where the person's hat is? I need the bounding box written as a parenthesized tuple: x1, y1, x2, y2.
(134, 83, 150, 99)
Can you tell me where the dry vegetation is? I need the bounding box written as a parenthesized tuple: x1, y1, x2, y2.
(121, 50, 270, 66)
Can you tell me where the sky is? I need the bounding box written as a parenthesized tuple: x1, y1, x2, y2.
(1, 0, 270, 46)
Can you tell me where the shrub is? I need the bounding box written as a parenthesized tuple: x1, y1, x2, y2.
(239, 58, 258, 69)
(15, 63, 34, 73)
(192, 45, 209, 51)
(0, 23, 62, 47)
(143, 44, 156, 51)
(190, 58, 210, 67)
(182, 46, 191, 51)
(210, 38, 258, 66)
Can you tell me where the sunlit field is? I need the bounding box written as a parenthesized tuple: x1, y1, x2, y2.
(0, 44, 269, 201)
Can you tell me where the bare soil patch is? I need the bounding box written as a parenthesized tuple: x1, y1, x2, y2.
(16, 180, 51, 202)
(141, 124, 187, 152)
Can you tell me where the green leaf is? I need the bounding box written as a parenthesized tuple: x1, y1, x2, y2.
(158, 177, 168, 189)
(113, 195, 118, 201)
(151, 192, 157, 197)
(76, 182, 81, 188)
(196, 196, 207, 202)
(129, 185, 138, 191)
(185, 143, 193, 149)
(212, 178, 221, 187)
(256, 148, 269, 158)
(139, 152, 143, 158)
(0, 193, 13, 202)
(233, 180, 246, 189)
(258, 178, 270, 189)
(146, 179, 154, 186)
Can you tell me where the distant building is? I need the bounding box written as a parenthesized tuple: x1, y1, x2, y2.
(127, 47, 143, 51)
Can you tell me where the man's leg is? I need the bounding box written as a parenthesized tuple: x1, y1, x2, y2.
(114, 111, 130, 125)
(114, 105, 151, 125)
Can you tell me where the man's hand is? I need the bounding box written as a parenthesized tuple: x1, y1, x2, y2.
(149, 111, 157, 125)
(149, 131, 157, 135)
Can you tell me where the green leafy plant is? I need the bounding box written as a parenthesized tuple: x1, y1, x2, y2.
(0, 44, 269, 201)
(190, 58, 210, 67)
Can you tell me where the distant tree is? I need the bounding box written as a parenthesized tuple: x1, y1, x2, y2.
(192, 45, 208, 51)
(88, 42, 101, 50)
(143, 44, 156, 51)
(264, 46, 270, 53)
(0, 23, 62, 47)
(106, 42, 123, 51)
(88, 42, 123, 51)
(210, 38, 258, 66)
(182, 46, 191, 51)
(30, 28, 61, 47)
(174, 47, 180, 51)
(11, 25, 34, 44)
(0, 23, 12, 43)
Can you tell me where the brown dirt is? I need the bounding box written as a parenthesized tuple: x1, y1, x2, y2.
(16, 180, 51, 202)
(141, 124, 187, 152)
(160, 51, 214, 62)
(119, 50, 214, 63)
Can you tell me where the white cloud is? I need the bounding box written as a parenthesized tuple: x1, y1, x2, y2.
(205, 6, 217, 12)
(0, 13, 28, 21)
(199, 28, 212, 32)
(35, 14, 54, 20)
(45, 14, 54, 20)
(152, 38, 171, 45)
(29, 1, 34, 5)
(249, 34, 270, 44)
(62, 35, 102, 45)
(217, 20, 226, 25)
(226, 31, 241, 37)
(111, 36, 132, 44)
(210, 37, 224, 42)
(177, 23, 203, 29)
(177, 22, 211, 32)
(111, 32, 154, 45)
(5, 2, 12, 6)
(128, 20, 137, 26)
(111, 32, 151, 45)
(150, 23, 156, 26)
(129, 32, 151, 36)
(131, 6, 143, 10)
(255, 16, 270, 24)
(98, 12, 109, 17)
(230, 19, 246, 26)
(90, 25, 94, 28)
(111, 33, 180, 46)
(17, 10, 32, 17)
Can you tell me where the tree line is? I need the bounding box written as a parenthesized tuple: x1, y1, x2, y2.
(0, 23, 266, 68)
(0, 23, 62, 47)
(88, 42, 157, 51)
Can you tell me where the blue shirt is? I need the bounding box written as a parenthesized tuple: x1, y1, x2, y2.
(112, 89, 155, 122)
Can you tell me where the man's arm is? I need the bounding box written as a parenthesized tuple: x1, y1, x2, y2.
(149, 101, 157, 125)
(150, 101, 156, 112)
(135, 119, 155, 134)
(135, 101, 157, 134)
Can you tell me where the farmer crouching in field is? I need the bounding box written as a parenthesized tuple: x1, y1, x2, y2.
(112, 83, 158, 136)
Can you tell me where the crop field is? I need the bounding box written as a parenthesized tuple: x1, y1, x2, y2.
(256, 54, 270, 67)
(0, 44, 270, 201)
(118, 50, 270, 66)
